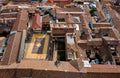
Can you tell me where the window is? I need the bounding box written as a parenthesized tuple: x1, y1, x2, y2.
(68, 52, 75, 60)
(73, 17, 80, 23)
(102, 32, 108, 36)
(58, 18, 65, 22)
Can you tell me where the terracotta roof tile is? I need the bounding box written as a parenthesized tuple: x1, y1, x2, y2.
(42, 15, 51, 23)
(87, 38, 102, 46)
(16, 60, 78, 72)
(11, 10, 28, 31)
(2, 32, 22, 65)
(56, 8, 82, 13)
(32, 13, 42, 30)
(86, 65, 120, 73)
(48, 0, 53, 3)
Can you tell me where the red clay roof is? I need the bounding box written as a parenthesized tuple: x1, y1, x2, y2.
(2, 32, 22, 65)
(54, 0, 70, 2)
(87, 64, 120, 73)
(48, 0, 53, 3)
(42, 15, 51, 23)
(0, 60, 79, 72)
(11, 10, 28, 31)
(49, 0, 70, 3)
(32, 14, 42, 30)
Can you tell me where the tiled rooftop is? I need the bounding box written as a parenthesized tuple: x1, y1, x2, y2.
(11, 10, 28, 31)
(2, 32, 22, 65)
(0, 1, 120, 78)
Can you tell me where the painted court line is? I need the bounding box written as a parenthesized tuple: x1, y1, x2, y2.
(25, 34, 49, 59)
